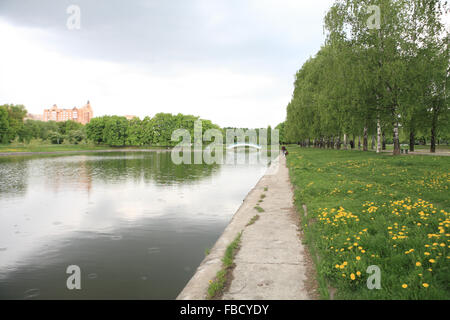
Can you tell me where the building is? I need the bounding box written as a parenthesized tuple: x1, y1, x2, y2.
(124, 115, 138, 120)
(43, 101, 93, 124)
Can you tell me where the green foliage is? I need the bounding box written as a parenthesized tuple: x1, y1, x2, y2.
(0, 104, 27, 143)
(0, 104, 90, 145)
(67, 129, 86, 144)
(254, 205, 265, 213)
(48, 131, 64, 144)
(85, 113, 221, 147)
(0, 107, 10, 144)
(103, 116, 128, 146)
(285, 0, 449, 154)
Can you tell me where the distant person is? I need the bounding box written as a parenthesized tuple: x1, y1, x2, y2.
(350, 140, 354, 149)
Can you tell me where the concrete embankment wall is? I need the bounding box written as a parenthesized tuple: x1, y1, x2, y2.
(177, 156, 280, 300)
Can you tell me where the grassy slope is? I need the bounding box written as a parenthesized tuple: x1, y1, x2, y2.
(286, 146, 449, 299)
(0, 144, 162, 153)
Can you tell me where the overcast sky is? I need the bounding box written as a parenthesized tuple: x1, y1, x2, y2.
(0, 0, 335, 128)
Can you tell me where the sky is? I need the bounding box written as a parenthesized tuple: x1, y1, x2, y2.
(0, 0, 335, 128)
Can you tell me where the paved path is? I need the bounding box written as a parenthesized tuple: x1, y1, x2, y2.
(177, 154, 311, 300)
(222, 155, 310, 300)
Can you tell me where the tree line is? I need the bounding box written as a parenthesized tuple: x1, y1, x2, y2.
(0, 105, 223, 147)
(284, 0, 449, 154)
(0, 104, 86, 144)
(85, 113, 221, 147)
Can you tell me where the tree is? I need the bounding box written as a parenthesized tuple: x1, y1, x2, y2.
(103, 116, 128, 146)
(86, 117, 107, 144)
(0, 107, 10, 144)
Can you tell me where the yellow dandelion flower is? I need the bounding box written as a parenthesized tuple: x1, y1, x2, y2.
(402, 284, 408, 289)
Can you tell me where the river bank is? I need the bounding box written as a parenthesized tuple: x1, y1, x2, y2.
(0, 145, 169, 157)
(177, 154, 315, 300)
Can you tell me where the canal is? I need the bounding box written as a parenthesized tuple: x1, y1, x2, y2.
(0, 150, 268, 299)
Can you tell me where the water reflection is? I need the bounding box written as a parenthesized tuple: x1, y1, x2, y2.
(0, 151, 267, 299)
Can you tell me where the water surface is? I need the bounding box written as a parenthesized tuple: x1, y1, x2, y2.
(0, 151, 267, 299)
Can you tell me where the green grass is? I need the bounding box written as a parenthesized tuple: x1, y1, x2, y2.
(382, 144, 450, 152)
(207, 232, 242, 299)
(0, 144, 164, 154)
(254, 206, 265, 213)
(246, 215, 260, 226)
(286, 146, 449, 300)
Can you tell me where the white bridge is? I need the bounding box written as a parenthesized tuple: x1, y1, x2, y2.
(226, 143, 262, 150)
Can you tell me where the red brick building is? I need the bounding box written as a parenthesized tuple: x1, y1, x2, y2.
(43, 101, 93, 124)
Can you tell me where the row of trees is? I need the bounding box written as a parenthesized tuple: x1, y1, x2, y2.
(284, 0, 449, 154)
(0, 104, 85, 144)
(0, 104, 27, 143)
(1, 104, 277, 148)
(85, 113, 221, 147)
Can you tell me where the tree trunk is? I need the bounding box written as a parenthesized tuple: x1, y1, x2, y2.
(393, 122, 401, 156)
(358, 136, 361, 150)
(336, 136, 341, 150)
(343, 133, 348, 150)
(377, 119, 382, 153)
(363, 127, 368, 151)
(382, 131, 386, 150)
(430, 109, 438, 153)
(371, 135, 375, 150)
(409, 130, 415, 152)
(330, 137, 335, 149)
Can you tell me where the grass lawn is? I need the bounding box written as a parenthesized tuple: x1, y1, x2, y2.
(0, 144, 163, 154)
(286, 146, 449, 299)
(382, 144, 450, 152)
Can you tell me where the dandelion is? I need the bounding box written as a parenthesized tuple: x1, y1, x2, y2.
(350, 273, 356, 280)
(429, 259, 436, 263)
(422, 283, 429, 288)
(402, 284, 408, 289)
(416, 262, 422, 267)
(356, 256, 361, 261)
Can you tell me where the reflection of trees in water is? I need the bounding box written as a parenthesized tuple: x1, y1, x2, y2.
(0, 157, 28, 197)
(83, 152, 220, 185)
(0, 152, 221, 199)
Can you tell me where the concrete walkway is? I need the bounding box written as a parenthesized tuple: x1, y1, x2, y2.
(222, 154, 310, 300)
(177, 154, 312, 300)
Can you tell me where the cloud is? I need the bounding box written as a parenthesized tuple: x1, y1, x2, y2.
(0, 0, 335, 127)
